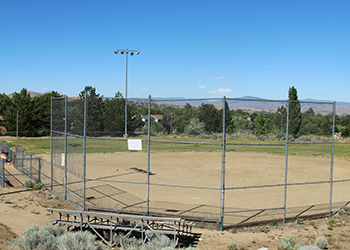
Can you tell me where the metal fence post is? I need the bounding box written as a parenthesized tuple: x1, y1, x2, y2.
(38, 159, 41, 183)
(283, 100, 290, 224)
(83, 93, 87, 211)
(329, 102, 336, 217)
(1, 156, 4, 188)
(220, 96, 227, 231)
(30, 154, 32, 179)
(15, 146, 18, 169)
(21, 148, 24, 173)
(16, 110, 18, 138)
(50, 96, 53, 192)
(64, 96, 68, 200)
(146, 95, 151, 216)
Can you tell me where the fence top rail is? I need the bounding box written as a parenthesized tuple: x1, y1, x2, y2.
(52, 95, 335, 105)
(47, 208, 183, 222)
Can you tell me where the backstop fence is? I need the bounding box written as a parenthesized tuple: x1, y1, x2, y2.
(2, 95, 349, 230)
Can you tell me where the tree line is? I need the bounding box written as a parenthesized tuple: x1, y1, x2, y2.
(1, 86, 350, 138)
(0, 89, 61, 136)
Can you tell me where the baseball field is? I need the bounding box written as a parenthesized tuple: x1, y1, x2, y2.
(2, 136, 350, 226)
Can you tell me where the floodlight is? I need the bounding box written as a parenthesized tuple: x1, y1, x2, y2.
(113, 48, 139, 137)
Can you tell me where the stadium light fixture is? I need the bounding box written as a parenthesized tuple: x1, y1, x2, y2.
(114, 48, 140, 137)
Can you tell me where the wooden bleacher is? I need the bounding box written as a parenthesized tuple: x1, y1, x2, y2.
(47, 208, 194, 247)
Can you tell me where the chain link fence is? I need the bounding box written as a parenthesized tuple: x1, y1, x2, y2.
(2, 95, 349, 230)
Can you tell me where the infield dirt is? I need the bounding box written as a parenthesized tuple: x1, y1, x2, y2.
(49, 151, 350, 226)
(2, 151, 350, 249)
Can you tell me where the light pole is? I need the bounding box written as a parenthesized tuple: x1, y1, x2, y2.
(114, 48, 140, 137)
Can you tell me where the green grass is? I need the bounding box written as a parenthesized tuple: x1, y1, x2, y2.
(1, 136, 350, 160)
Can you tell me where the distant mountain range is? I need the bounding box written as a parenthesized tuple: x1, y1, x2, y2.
(7, 92, 350, 116)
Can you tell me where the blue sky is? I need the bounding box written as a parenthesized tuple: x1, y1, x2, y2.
(1, 0, 350, 102)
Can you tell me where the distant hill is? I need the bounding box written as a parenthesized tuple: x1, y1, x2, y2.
(153, 96, 350, 116)
(5, 92, 350, 116)
(7, 91, 81, 100)
(7, 91, 49, 98)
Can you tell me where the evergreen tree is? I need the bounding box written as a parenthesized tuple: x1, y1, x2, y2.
(298, 108, 321, 135)
(230, 115, 251, 133)
(275, 106, 287, 131)
(103, 92, 125, 136)
(198, 103, 220, 133)
(173, 103, 198, 133)
(103, 91, 143, 136)
(0, 93, 11, 127)
(253, 113, 266, 136)
(264, 113, 275, 134)
(32, 91, 61, 134)
(67, 99, 85, 134)
(288, 86, 302, 137)
(3, 88, 34, 135)
(79, 86, 105, 135)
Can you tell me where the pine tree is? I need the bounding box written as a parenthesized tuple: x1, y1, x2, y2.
(288, 86, 302, 137)
(3, 88, 34, 135)
(79, 86, 105, 135)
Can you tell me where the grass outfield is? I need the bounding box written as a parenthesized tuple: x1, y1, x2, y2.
(1, 136, 349, 160)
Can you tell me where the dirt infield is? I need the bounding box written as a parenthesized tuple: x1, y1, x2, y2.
(63, 151, 350, 226)
(2, 151, 350, 249)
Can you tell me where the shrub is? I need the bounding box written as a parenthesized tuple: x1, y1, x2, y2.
(184, 118, 205, 136)
(112, 233, 140, 250)
(25, 179, 34, 188)
(228, 242, 237, 249)
(210, 134, 218, 139)
(298, 136, 311, 141)
(214, 133, 222, 139)
(143, 232, 173, 250)
(342, 205, 350, 212)
(315, 236, 327, 249)
(56, 230, 104, 250)
(258, 135, 267, 141)
(274, 129, 286, 141)
(33, 182, 43, 190)
(280, 236, 301, 250)
(296, 218, 304, 224)
(142, 121, 166, 136)
(270, 218, 278, 226)
(197, 133, 210, 139)
(297, 246, 321, 250)
(8, 224, 64, 250)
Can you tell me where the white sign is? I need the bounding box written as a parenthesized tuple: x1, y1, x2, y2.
(127, 139, 142, 151)
(61, 153, 65, 167)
